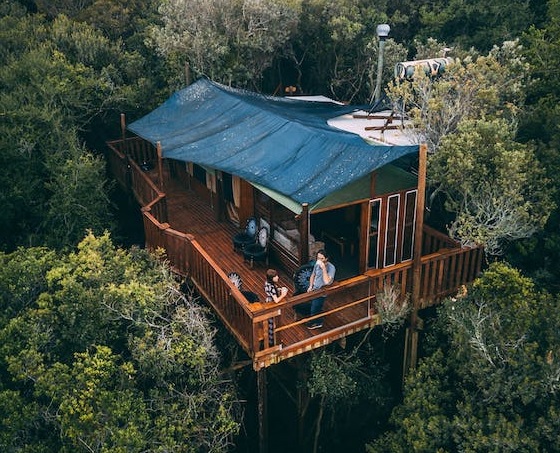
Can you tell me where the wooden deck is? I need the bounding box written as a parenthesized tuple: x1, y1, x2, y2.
(145, 171, 375, 367)
(163, 176, 296, 298)
(106, 137, 484, 370)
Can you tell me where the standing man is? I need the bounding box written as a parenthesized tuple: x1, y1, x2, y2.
(306, 249, 335, 329)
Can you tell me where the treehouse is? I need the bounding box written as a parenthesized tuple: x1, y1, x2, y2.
(106, 78, 483, 372)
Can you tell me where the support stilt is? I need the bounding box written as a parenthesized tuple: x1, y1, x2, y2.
(257, 368, 269, 453)
(403, 143, 428, 380)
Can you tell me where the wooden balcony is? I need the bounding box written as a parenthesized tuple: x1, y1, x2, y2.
(106, 137, 484, 370)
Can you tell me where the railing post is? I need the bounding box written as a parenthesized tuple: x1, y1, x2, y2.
(404, 143, 427, 379)
(156, 141, 164, 192)
(120, 113, 126, 143)
(185, 234, 195, 277)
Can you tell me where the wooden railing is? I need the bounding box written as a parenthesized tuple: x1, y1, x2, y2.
(423, 225, 461, 253)
(106, 139, 484, 370)
(107, 139, 168, 223)
(141, 206, 483, 368)
(418, 245, 483, 307)
(107, 137, 157, 165)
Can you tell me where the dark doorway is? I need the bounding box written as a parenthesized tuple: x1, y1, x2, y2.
(311, 205, 360, 279)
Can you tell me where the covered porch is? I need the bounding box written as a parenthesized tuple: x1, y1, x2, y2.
(106, 136, 483, 371)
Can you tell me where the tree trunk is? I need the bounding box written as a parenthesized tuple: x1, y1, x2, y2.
(312, 394, 326, 453)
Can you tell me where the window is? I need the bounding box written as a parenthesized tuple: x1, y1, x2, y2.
(384, 194, 400, 267)
(368, 199, 382, 268)
(401, 190, 417, 261)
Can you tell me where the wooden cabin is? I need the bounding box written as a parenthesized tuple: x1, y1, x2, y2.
(106, 79, 483, 371)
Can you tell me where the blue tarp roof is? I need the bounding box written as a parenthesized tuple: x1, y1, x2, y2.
(128, 78, 418, 205)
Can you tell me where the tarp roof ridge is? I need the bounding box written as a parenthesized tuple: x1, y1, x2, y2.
(208, 79, 362, 132)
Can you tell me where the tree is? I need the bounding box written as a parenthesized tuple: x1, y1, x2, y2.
(388, 40, 529, 152)
(0, 232, 239, 451)
(34, 0, 158, 41)
(291, 335, 395, 453)
(430, 117, 553, 255)
(287, 0, 408, 102)
(0, 9, 156, 251)
(387, 41, 554, 255)
(417, 0, 539, 53)
(147, 0, 302, 90)
(366, 262, 560, 452)
(506, 0, 560, 291)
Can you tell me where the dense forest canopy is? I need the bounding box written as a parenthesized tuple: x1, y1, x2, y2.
(1, 0, 559, 451)
(0, 233, 239, 451)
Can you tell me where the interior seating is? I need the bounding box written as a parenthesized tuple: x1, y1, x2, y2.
(232, 216, 258, 251)
(243, 226, 269, 268)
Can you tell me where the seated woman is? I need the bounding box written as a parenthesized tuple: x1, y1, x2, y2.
(263, 269, 288, 348)
(264, 269, 288, 303)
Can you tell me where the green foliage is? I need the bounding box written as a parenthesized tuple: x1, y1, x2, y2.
(291, 0, 408, 102)
(367, 263, 560, 452)
(0, 232, 239, 452)
(417, 0, 537, 52)
(509, 0, 560, 290)
(367, 350, 454, 452)
(308, 350, 357, 402)
(149, 0, 302, 90)
(35, 0, 159, 41)
(301, 341, 394, 451)
(388, 40, 553, 256)
(37, 346, 149, 452)
(43, 153, 115, 249)
(0, 246, 56, 326)
(374, 283, 411, 339)
(389, 41, 530, 152)
(0, 9, 156, 251)
(430, 117, 554, 255)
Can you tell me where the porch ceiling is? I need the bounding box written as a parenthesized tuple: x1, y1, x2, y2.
(252, 163, 419, 214)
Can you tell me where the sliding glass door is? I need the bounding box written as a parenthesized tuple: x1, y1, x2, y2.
(367, 189, 417, 269)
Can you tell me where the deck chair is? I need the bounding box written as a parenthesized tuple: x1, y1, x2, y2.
(243, 226, 269, 268)
(232, 216, 258, 251)
(293, 261, 315, 318)
(293, 262, 315, 295)
(227, 272, 259, 303)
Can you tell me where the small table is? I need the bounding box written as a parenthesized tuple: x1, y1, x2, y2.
(321, 231, 354, 258)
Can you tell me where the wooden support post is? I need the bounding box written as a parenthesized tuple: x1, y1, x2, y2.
(295, 356, 307, 447)
(402, 326, 418, 384)
(119, 113, 132, 187)
(299, 203, 310, 265)
(369, 171, 377, 198)
(257, 368, 269, 453)
(238, 180, 255, 228)
(404, 143, 428, 379)
(120, 113, 126, 144)
(156, 141, 164, 191)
